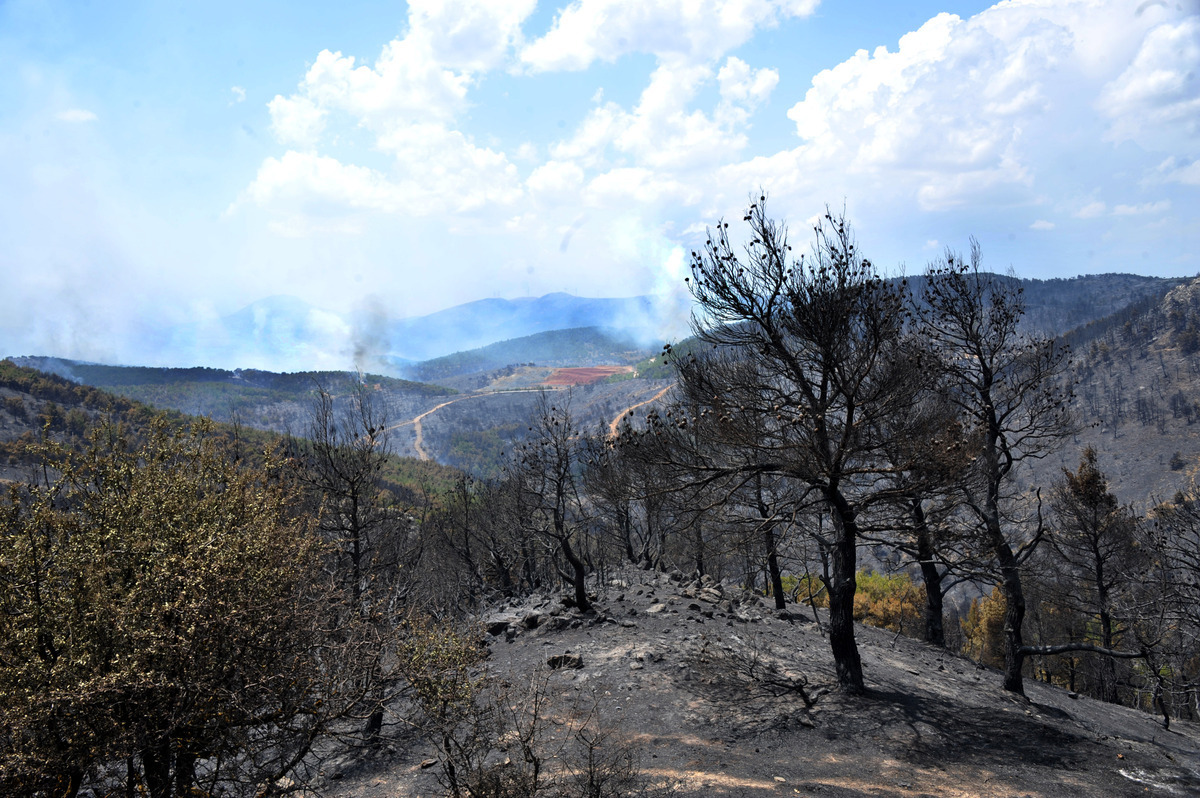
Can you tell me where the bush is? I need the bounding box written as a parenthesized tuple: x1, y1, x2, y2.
(0, 419, 383, 797)
(961, 586, 1007, 668)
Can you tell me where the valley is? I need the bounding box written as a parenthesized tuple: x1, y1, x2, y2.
(7, 276, 1200, 796)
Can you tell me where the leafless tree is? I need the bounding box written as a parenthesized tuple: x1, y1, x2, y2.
(508, 391, 594, 613)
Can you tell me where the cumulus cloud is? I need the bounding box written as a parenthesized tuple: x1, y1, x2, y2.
(244, 0, 536, 232)
(782, 8, 1065, 209)
(520, 0, 819, 72)
(717, 56, 779, 126)
(1100, 16, 1200, 150)
(235, 0, 1199, 331)
(242, 125, 522, 224)
(268, 95, 325, 148)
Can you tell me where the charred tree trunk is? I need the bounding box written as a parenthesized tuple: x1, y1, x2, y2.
(827, 491, 865, 694)
(754, 483, 786, 610)
(912, 500, 945, 647)
(560, 534, 590, 613)
(994, 534, 1028, 695)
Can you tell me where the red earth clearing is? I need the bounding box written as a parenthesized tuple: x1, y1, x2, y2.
(542, 366, 633, 386)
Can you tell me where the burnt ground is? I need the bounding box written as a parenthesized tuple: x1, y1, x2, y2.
(326, 568, 1200, 797)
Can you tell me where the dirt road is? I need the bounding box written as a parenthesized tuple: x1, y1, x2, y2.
(608, 384, 672, 437)
(388, 388, 552, 461)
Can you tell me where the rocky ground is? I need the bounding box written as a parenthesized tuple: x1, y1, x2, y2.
(326, 567, 1200, 797)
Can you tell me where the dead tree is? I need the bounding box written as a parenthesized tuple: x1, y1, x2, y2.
(654, 198, 931, 694)
(918, 245, 1073, 695)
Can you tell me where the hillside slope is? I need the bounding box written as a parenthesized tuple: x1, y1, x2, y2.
(328, 567, 1200, 797)
(1027, 276, 1200, 507)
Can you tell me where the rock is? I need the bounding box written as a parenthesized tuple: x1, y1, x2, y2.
(635, 647, 659, 662)
(687, 602, 703, 612)
(531, 615, 570, 636)
(420, 758, 439, 769)
(718, 599, 734, 613)
(486, 620, 511, 636)
(547, 653, 584, 670)
(646, 603, 668, 614)
(698, 588, 723, 603)
(521, 612, 542, 630)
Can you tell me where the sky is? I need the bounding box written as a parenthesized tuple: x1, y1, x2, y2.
(2, 0, 1199, 370)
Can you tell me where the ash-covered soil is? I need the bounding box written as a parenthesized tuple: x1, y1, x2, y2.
(328, 568, 1200, 797)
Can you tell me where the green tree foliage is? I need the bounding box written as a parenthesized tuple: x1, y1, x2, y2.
(961, 586, 1008, 669)
(1039, 447, 1141, 701)
(0, 419, 380, 797)
(853, 571, 926, 637)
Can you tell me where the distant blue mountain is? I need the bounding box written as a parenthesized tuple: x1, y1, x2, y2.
(386, 293, 668, 362)
(166, 292, 688, 373)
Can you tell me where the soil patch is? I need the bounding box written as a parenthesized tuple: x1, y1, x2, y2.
(543, 366, 633, 386)
(327, 567, 1200, 797)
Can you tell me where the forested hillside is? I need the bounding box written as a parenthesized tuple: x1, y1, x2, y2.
(409, 326, 653, 384)
(1027, 276, 1200, 506)
(5, 223, 1200, 796)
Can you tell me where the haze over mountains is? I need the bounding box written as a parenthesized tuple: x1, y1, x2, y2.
(162, 292, 690, 375)
(8, 271, 1200, 487)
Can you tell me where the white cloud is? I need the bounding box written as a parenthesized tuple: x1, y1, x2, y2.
(584, 167, 692, 206)
(1112, 200, 1170, 215)
(242, 151, 404, 217)
(373, 123, 523, 213)
(407, 0, 536, 72)
(268, 95, 325, 148)
(231, 86, 246, 103)
(1100, 16, 1200, 150)
(783, 7, 1065, 202)
(56, 108, 97, 123)
(520, 0, 819, 72)
(1157, 156, 1200, 185)
(550, 57, 765, 177)
(247, 1, 535, 228)
(717, 56, 778, 126)
(1030, 219, 1055, 230)
(242, 122, 522, 229)
(1075, 200, 1107, 218)
(527, 160, 585, 200)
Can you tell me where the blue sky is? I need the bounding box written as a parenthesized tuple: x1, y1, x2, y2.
(2, 0, 1198, 369)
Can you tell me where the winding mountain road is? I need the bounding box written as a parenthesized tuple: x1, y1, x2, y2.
(387, 389, 549, 461)
(387, 381, 672, 462)
(607, 384, 673, 438)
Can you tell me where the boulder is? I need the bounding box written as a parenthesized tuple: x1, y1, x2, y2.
(547, 653, 584, 670)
